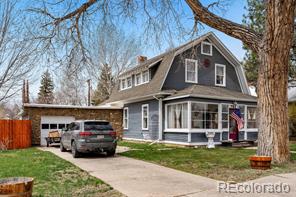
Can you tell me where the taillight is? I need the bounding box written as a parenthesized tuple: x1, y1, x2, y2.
(109, 131, 117, 137)
(79, 131, 92, 136)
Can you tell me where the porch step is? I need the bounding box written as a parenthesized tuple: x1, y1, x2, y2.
(221, 140, 256, 148)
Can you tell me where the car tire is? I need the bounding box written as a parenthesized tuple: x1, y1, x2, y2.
(71, 141, 80, 158)
(106, 149, 116, 157)
(60, 142, 66, 152)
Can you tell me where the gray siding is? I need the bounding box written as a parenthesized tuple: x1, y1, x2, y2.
(162, 43, 242, 92)
(191, 132, 220, 143)
(247, 132, 258, 140)
(164, 132, 188, 142)
(222, 132, 228, 140)
(123, 99, 159, 140)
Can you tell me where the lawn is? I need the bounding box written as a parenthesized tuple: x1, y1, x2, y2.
(0, 148, 123, 197)
(118, 141, 296, 182)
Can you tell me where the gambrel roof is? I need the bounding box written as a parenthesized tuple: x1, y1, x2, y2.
(105, 32, 253, 105)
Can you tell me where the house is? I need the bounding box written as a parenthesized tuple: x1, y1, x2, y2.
(104, 32, 258, 146)
(288, 82, 296, 140)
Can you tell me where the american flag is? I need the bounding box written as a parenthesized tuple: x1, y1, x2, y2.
(230, 108, 244, 130)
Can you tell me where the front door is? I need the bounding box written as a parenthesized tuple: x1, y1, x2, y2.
(229, 108, 238, 141)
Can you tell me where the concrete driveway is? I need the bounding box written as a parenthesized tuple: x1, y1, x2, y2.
(40, 147, 296, 197)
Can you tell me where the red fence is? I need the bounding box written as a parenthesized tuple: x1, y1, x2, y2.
(0, 120, 32, 149)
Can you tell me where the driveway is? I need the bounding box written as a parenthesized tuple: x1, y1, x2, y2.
(40, 147, 296, 197)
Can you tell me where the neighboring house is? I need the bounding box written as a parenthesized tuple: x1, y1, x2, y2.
(288, 82, 296, 140)
(104, 32, 258, 145)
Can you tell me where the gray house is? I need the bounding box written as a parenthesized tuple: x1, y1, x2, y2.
(104, 32, 258, 145)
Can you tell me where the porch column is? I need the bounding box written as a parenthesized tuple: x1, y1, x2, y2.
(158, 98, 163, 140)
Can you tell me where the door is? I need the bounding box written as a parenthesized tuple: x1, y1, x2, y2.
(40, 116, 75, 146)
(228, 108, 238, 141)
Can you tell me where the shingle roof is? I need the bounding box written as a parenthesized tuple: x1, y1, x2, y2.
(164, 84, 257, 102)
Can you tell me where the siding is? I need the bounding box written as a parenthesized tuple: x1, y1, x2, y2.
(164, 132, 188, 142)
(162, 42, 242, 92)
(247, 132, 258, 140)
(123, 99, 159, 140)
(191, 132, 221, 143)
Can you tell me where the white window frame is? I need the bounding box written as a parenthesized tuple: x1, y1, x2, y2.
(185, 59, 198, 83)
(120, 76, 132, 90)
(142, 104, 149, 130)
(215, 64, 226, 87)
(201, 41, 213, 56)
(135, 73, 142, 86)
(142, 70, 150, 84)
(123, 107, 129, 129)
(165, 101, 189, 132)
(126, 76, 132, 88)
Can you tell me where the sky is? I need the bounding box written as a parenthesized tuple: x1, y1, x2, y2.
(10, 0, 250, 103)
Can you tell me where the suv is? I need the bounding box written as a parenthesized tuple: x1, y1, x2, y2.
(60, 120, 117, 158)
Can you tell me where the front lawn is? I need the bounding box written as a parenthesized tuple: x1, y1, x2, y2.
(0, 148, 123, 197)
(119, 141, 296, 182)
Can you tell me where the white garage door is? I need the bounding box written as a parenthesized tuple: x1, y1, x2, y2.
(40, 116, 75, 146)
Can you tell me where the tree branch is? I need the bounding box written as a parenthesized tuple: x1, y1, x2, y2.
(185, 0, 262, 52)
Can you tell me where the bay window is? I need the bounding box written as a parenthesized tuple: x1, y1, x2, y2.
(167, 103, 188, 129)
(191, 103, 218, 129)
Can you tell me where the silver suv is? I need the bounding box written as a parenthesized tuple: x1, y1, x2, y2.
(60, 120, 117, 158)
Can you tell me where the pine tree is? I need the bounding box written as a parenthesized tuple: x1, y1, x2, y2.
(242, 0, 296, 89)
(37, 70, 54, 104)
(92, 64, 114, 105)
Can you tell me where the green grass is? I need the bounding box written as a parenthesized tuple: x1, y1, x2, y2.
(0, 148, 122, 197)
(119, 141, 296, 182)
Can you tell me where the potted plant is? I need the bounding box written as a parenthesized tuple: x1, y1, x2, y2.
(249, 155, 272, 170)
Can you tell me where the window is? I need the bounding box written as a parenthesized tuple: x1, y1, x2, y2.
(167, 103, 188, 129)
(73, 123, 80, 130)
(121, 79, 126, 90)
(127, 76, 132, 88)
(123, 107, 129, 129)
(191, 103, 218, 129)
(222, 104, 229, 129)
(142, 70, 149, 83)
(50, 124, 57, 130)
(247, 107, 257, 128)
(201, 41, 212, 56)
(135, 73, 142, 86)
(41, 124, 49, 129)
(185, 59, 198, 83)
(142, 104, 149, 130)
(215, 64, 226, 86)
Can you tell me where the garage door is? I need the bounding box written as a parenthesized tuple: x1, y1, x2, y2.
(40, 116, 75, 146)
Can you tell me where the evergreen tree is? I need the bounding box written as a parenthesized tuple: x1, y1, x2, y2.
(92, 64, 114, 105)
(37, 70, 54, 104)
(242, 0, 296, 89)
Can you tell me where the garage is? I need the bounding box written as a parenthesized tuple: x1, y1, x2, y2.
(40, 116, 75, 146)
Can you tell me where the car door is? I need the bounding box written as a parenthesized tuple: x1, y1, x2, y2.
(63, 122, 74, 148)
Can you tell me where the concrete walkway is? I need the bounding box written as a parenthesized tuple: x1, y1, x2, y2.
(40, 147, 296, 197)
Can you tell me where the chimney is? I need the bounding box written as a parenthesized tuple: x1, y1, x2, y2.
(137, 55, 147, 64)
(26, 80, 29, 103)
(22, 80, 26, 104)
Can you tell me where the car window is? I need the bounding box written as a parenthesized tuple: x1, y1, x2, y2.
(68, 123, 74, 130)
(73, 122, 80, 130)
(84, 121, 113, 131)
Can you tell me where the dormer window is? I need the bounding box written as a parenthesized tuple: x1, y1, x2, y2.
(135, 73, 142, 86)
(127, 76, 132, 88)
(142, 70, 149, 83)
(120, 76, 132, 90)
(201, 41, 212, 56)
(121, 79, 126, 90)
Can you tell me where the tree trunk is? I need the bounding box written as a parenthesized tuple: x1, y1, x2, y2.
(256, 0, 296, 163)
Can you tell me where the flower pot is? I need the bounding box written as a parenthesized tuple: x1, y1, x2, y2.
(0, 177, 34, 197)
(249, 155, 272, 170)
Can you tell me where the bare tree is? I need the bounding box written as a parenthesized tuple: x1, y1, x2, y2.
(30, 0, 296, 163)
(0, 1, 39, 103)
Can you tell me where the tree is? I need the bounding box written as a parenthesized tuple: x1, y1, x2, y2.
(92, 63, 114, 105)
(242, 0, 296, 89)
(31, 0, 295, 163)
(0, 1, 39, 102)
(37, 70, 54, 104)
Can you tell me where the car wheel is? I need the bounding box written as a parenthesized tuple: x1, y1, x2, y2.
(60, 142, 66, 152)
(106, 149, 116, 157)
(71, 141, 80, 158)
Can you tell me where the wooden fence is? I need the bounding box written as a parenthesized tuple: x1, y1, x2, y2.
(0, 120, 32, 150)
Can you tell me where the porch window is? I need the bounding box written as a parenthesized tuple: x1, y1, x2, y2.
(142, 104, 149, 130)
(222, 104, 229, 129)
(191, 103, 218, 129)
(215, 64, 226, 86)
(167, 103, 188, 129)
(247, 106, 257, 128)
(123, 107, 128, 129)
(142, 70, 149, 83)
(185, 59, 198, 83)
